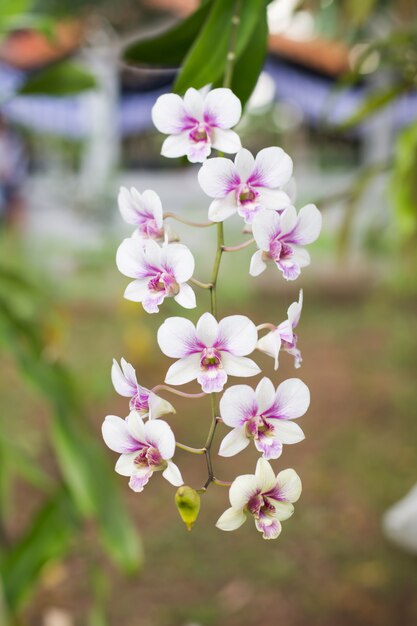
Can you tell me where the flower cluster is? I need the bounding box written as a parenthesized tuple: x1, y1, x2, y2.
(103, 86, 322, 539)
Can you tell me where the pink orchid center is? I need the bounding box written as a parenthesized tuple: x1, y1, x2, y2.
(247, 492, 276, 519)
(200, 347, 222, 371)
(266, 239, 293, 263)
(189, 122, 210, 143)
(238, 184, 258, 206)
(281, 330, 297, 351)
(134, 445, 165, 471)
(148, 272, 179, 296)
(245, 414, 274, 440)
(129, 388, 150, 414)
(139, 218, 163, 240)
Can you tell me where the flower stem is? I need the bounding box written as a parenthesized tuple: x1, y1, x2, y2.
(190, 277, 213, 289)
(256, 323, 277, 332)
(222, 238, 255, 252)
(163, 212, 214, 228)
(176, 442, 206, 455)
(151, 384, 206, 399)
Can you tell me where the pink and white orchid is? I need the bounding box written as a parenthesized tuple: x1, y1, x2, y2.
(250, 204, 322, 280)
(102, 411, 183, 492)
(116, 238, 196, 313)
(118, 187, 164, 240)
(219, 377, 309, 460)
(257, 289, 303, 369)
(152, 87, 242, 163)
(198, 147, 293, 224)
(112, 358, 175, 418)
(216, 458, 301, 539)
(157, 313, 260, 393)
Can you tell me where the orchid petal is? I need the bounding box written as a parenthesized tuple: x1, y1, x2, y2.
(255, 377, 276, 414)
(274, 378, 310, 419)
(218, 426, 249, 457)
(255, 458, 277, 493)
(198, 157, 239, 198)
(196, 312, 218, 346)
(162, 460, 183, 486)
(229, 475, 259, 509)
(174, 283, 196, 309)
(183, 87, 204, 120)
(115, 452, 137, 476)
(273, 420, 305, 444)
(216, 506, 246, 531)
(276, 468, 302, 503)
(161, 132, 191, 158)
(211, 128, 241, 154)
(144, 419, 175, 459)
(249, 249, 267, 277)
(157, 317, 199, 358)
(256, 331, 281, 370)
(221, 353, 261, 378)
(217, 315, 258, 356)
(162, 243, 194, 283)
(250, 147, 293, 189)
(148, 392, 175, 420)
(102, 415, 138, 454)
(111, 358, 137, 397)
(204, 88, 241, 128)
(252, 210, 281, 251)
(124, 279, 149, 302)
(220, 384, 257, 427)
(126, 411, 146, 442)
(208, 193, 237, 222)
(164, 354, 201, 386)
(234, 148, 255, 181)
(288, 204, 322, 245)
(152, 93, 188, 134)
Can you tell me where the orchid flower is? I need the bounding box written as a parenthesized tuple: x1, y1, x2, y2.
(152, 87, 242, 163)
(198, 147, 293, 224)
(216, 458, 301, 539)
(112, 358, 175, 418)
(219, 377, 309, 460)
(116, 238, 196, 313)
(257, 289, 303, 369)
(102, 411, 183, 492)
(250, 204, 322, 280)
(118, 187, 165, 240)
(157, 313, 260, 393)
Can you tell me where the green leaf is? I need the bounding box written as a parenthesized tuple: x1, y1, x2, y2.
(174, 0, 265, 93)
(0, 487, 79, 611)
(230, 6, 268, 107)
(123, 1, 212, 67)
(19, 61, 96, 96)
(391, 120, 417, 239)
(0, 0, 32, 18)
(336, 82, 411, 129)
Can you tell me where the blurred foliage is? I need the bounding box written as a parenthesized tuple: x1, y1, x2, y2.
(391, 120, 417, 241)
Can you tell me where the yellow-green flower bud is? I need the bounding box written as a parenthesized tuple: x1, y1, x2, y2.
(175, 486, 201, 531)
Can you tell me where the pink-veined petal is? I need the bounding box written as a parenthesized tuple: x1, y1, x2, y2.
(162, 243, 194, 283)
(255, 516, 282, 540)
(115, 452, 137, 476)
(198, 157, 239, 198)
(274, 378, 310, 419)
(164, 354, 201, 386)
(234, 148, 255, 181)
(174, 283, 196, 309)
(249, 249, 267, 277)
(216, 506, 246, 531)
(204, 88, 242, 128)
(161, 132, 191, 158)
(116, 238, 149, 279)
(279, 205, 298, 237)
(196, 312, 218, 347)
(257, 188, 291, 211)
(220, 384, 257, 427)
(124, 279, 149, 302)
(221, 353, 261, 378)
(250, 147, 293, 189)
(218, 426, 250, 457)
(255, 457, 277, 493)
(129, 469, 152, 492)
(255, 377, 276, 414)
(288, 289, 303, 328)
(187, 140, 211, 163)
(291, 246, 311, 268)
(142, 189, 163, 226)
(126, 411, 146, 442)
(183, 87, 204, 120)
(208, 193, 238, 222)
(288, 204, 322, 245)
(102, 415, 138, 454)
(157, 317, 199, 358)
(276, 468, 302, 503)
(152, 93, 188, 134)
(144, 419, 175, 459)
(111, 358, 137, 397)
(273, 420, 305, 444)
(211, 128, 241, 154)
(252, 210, 281, 251)
(217, 315, 258, 356)
(229, 474, 259, 509)
(254, 434, 283, 460)
(197, 367, 227, 393)
(162, 460, 183, 486)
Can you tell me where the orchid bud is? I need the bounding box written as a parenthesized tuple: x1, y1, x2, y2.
(175, 486, 201, 531)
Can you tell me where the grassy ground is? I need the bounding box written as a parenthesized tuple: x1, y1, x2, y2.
(1, 243, 417, 626)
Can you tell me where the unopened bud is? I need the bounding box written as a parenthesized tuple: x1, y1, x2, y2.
(175, 486, 201, 531)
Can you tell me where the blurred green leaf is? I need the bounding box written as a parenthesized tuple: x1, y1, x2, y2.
(391, 120, 417, 239)
(0, 0, 32, 19)
(0, 487, 79, 611)
(337, 82, 411, 129)
(1, 14, 56, 39)
(230, 6, 268, 106)
(344, 0, 378, 27)
(123, 1, 212, 67)
(174, 0, 265, 93)
(19, 61, 96, 96)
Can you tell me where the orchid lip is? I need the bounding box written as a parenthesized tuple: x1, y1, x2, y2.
(200, 347, 222, 370)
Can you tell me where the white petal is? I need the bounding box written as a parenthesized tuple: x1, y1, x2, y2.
(234, 148, 255, 181)
(218, 426, 249, 457)
(216, 506, 246, 532)
(126, 411, 146, 442)
(148, 391, 175, 419)
(208, 194, 237, 222)
(118, 187, 138, 225)
(164, 354, 201, 386)
(111, 358, 136, 397)
(196, 312, 218, 346)
(102, 415, 137, 454)
(288, 204, 322, 245)
(151, 93, 187, 134)
(255, 458, 276, 493)
(211, 128, 241, 154)
(157, 317, 198, 358)
(287, 289, 303, 328)
(217, 315, 258, 356)
(221, 353, 261, 378)
(279, 205, 298, 237)
(174, 283, 196, 309)
(256, 331, 281, 370)
(115, 452, 136, 476)
(276, 468, 302, 503)
(204, 88, 242, 128)
(229, 474, 259, 509)
(198, 157, 239, 198)
(251, 147, 293, 189)
(257, 189, 291, 211)
(249, 249, 267, 277)
(275, 378, 310, 419)
(220, 384, 257, 427)
(116, 238, 148, 279)
(124, 279, 149, 302)
(252, 210, 281, 251)
(271, 501, 294, 522)
(291, 246, 311, 268)
(162, 460, 183, 486)
(183, 87, 204, 120)
(161, 132, 191, 158)
(142, 189, 163, 226)
(273, 420, 305, 445)
(255, 377, 275, 414)
(144, 419, 175, 459)
(187, 140, 211, 163)
(162, 243, 194, 283)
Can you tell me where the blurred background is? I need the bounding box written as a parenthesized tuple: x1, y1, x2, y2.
(1, 0, 417, 625)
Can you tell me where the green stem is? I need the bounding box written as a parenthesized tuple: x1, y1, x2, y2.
(176, 442, 206, 455)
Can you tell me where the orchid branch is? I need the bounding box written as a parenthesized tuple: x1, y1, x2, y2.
(163, 212, 215, 228)
(222, 238, 255, 252)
